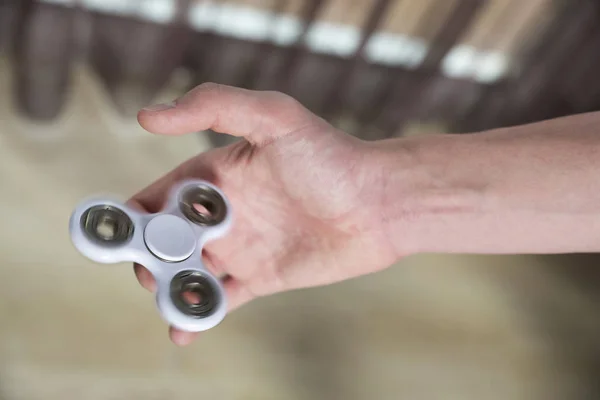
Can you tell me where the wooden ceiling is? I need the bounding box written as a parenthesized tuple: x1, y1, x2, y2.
(4, 0, 600, 145)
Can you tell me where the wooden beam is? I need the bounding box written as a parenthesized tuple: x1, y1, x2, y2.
(367, 0, 487, 136)
(12, 0, 76, 120)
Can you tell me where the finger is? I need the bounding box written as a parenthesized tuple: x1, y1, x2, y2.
(126, 167, 185, 214)
(125, 199, 157, 292)
(138, 82, 312, 146)
(130, 226, 227, 294)
(133, 263, 156, 292)
(201, 248, 228, 279)
(126, 153, 220, 215)
(169, 326, 199, 346)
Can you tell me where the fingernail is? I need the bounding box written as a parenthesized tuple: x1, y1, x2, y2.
(142, 101, 176, 112)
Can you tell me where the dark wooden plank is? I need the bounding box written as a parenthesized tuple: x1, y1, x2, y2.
(285, 51, 345, 115)
(235, 0, 290, 90)
(0, 0, 19, 54)
(320, 0, 393, 120)
(494, 0, 600, 126)
(12, 1, 76, 120)
(414, 74, 482, 123)
(419, 0, 486, 70)
(88, 9, 194, 116)
(14, 0, 600, 145)
(455, 1, 600, 131)
(452, 82, 510, 132)
(272, 0, 327, 93)
(369, 0, 487, 136)
(558, 25, 600, 111)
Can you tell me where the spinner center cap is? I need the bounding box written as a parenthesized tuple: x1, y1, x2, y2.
(144, 214, 196, 262)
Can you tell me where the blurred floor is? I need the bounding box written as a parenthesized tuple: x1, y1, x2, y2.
(0, 55, 599, 400)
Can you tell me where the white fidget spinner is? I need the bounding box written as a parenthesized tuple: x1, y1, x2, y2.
(69, 179, 233, 332)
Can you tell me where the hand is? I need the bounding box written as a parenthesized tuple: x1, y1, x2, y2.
(128, 83, 398, 346)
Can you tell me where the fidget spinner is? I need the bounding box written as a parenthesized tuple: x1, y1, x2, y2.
(69, 179, 232, 332)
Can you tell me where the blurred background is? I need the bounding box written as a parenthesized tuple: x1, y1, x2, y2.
(1, 0, 600, 398)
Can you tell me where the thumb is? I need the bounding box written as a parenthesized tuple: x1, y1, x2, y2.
(138, 83, 312, 146)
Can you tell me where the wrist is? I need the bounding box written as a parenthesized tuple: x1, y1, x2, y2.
(367, 117, 600, 256)
(364, 133, 489, 258)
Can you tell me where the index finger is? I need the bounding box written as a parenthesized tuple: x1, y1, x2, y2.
(126, 167, 184, 214)
(126, 150, 220, 213)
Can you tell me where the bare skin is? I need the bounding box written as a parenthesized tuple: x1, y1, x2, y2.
(131, 83, 600, 346)
(129, 83, 397, 345)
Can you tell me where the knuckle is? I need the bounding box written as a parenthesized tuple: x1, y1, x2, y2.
(192, 82, 224, 99)
(264, 90, 307, 117)
(266, 90, 300, 107)
(197, 81, 222, 91)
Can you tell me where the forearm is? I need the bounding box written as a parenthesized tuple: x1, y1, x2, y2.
(371, 112, 600, 256)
